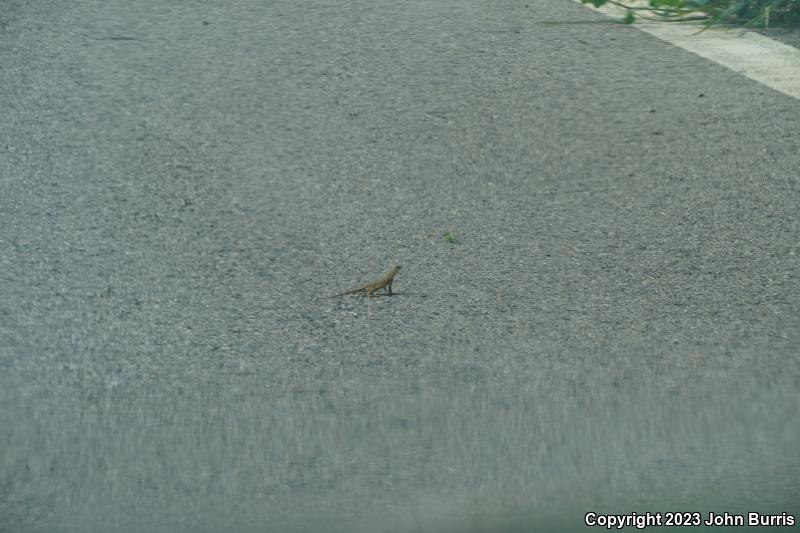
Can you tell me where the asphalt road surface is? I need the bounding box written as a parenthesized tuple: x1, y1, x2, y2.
(2, 1, 799, 532)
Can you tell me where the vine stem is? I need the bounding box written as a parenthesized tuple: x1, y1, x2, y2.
(602, 0, 711, 21)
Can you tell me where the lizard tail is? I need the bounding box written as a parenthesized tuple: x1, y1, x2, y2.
(327, 288, 363, 298)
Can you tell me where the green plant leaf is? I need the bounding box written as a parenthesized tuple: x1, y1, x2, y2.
(443, 232, 461, 244)
(622, 9, 636, 22)
(713, 0, 748, 21)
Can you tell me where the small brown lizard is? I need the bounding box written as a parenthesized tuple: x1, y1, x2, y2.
(327, 265, 401, 298)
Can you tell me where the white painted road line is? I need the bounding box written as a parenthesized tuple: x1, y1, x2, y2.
(578, 1, 800, 101)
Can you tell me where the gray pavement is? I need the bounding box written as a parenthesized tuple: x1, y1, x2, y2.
(755, 26, 800, 48)
(2, 1, 799, 532)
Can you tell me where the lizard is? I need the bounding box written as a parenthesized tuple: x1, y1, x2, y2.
(327, 265, 401, 298)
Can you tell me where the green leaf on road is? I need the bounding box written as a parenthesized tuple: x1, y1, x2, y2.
(443, 232, 461, 244)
